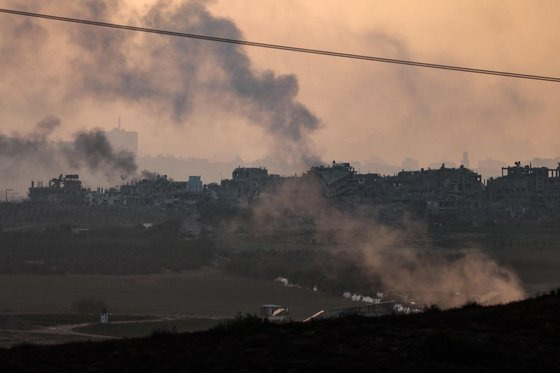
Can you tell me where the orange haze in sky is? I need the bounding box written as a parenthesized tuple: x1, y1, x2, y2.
(1, 0, 559, 169)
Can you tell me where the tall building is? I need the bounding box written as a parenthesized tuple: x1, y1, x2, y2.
(461, 152, 470, 168)
(187, 176, 203, 193)
(105, 127, 138, 157)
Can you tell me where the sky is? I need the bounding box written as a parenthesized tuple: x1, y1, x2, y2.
(0, 0, 559, 170)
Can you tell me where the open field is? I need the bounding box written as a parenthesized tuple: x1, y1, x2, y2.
(0, 313, 218, 347)
(0, 270, 354, 320)
(74, 318, 223, 338)
(13, 314, 156, 326)
(0, 270, 355, 346)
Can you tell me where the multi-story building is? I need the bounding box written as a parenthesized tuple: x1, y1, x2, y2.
(220, 167, 272, 200)
(487, 162, 560, 212)
(104, 127, 138, 157)
(28, 174, 87, 204)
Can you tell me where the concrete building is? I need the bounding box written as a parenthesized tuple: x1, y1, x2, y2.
(119, 174, 188, 206)
(461, 152, 470, 168)
(187, 176, 203, 193)
(487, 162, 560, 205)
(104, 127, 138, 157)
(26, 160, 560, 224)
(308, 161, 359, 198)
(390, 164, 483, 206)
(28, 174, 86, 204)
(220, 167, 271, 201)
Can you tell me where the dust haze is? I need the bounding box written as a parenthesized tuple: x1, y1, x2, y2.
(244, 179, 524, 308)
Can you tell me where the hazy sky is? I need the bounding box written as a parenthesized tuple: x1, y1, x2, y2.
(1, 0, 559, 167)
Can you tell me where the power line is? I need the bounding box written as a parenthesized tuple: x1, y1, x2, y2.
(1, 7, 559, 83)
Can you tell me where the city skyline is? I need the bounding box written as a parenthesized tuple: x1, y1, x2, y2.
(0, 0, 559, 168)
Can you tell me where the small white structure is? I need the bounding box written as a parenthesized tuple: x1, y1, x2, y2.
(260, 304, 289, 323)
(100, 308, 109, 324)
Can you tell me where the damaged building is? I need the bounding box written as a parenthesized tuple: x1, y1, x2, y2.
(220, 167, 280, 201)
(29, 173, 203, 207)
(120, 174, 194, 207)
(389, 164, 484, 215)
(28, 174, 86, 204)
(26, 161, 560, 224)
(486, 162, 560, 221)
(307, 161, 360, 199)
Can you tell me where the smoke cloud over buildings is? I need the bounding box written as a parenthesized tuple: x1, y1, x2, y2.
(66, 130, 137, 179)
(0, 0, 559, 166)
(0, 116, 137, 193)
(0, 0, 321, 167)
(0, 0, 547, 306)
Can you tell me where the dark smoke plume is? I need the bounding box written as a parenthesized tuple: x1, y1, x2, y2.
(139, 170, 159, 180)
(31, 115, 61, 139)
(0, 116, 137, 193)
(64, 129, 137, 179)
(3, 0, 321, 167)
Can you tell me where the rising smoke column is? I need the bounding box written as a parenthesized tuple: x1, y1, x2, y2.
(3, 0, 328, 188)
(64, 129, 137, 179)
(55, 0, 322, 167)
(0, 0, 322, 168)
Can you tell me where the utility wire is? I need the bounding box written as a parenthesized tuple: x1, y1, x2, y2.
(1, 7, 559, 83)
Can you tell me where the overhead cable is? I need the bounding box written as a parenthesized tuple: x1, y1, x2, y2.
(1, 7, 559, 83)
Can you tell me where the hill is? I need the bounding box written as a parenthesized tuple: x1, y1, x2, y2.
(1, 292, 559, 372)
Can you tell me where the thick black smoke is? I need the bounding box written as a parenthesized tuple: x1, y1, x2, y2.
(64, 130, 137, 179)
(5, 0, 321, 166)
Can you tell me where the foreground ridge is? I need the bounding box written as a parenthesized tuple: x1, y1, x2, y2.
(1, 292, 559, 372)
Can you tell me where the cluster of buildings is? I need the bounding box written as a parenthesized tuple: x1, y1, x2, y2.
(214, 160, 560, 223)
(26, 160, 560, 224)
(28, 173, 202, 207)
